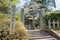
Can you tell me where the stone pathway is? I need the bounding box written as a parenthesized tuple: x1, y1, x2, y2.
(28, 30, 57, 40)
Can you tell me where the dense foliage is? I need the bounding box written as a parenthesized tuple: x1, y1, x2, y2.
(0, 0, 19, 13)
(44, 12, 60, 25)
(0, 14, 29, 40)
(23, 0, 56, 29)
(0, 14, 20, 21)
(35, 0, 56, 11)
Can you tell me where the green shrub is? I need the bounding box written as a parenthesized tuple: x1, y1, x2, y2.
(0, 14, 21, 21)
(16, 15, 21, 21)
(0, 19, 29, 40)
(0, 14, 10, 19)
(44, 12, 60, 25)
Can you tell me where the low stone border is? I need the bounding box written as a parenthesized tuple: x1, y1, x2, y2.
(51, 30, 60, 37)
(42, 29, 60, 40)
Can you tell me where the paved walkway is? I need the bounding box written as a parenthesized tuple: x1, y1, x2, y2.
(28, 30, 57, 40)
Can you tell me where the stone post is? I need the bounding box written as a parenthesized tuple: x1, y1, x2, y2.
(21, 8, 25, 24)
(39, 9, 45, 29)
(48, 20, 51, 29)
(10, 5, 16, 33)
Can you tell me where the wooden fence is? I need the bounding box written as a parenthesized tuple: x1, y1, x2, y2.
(48, 20, 60, 29)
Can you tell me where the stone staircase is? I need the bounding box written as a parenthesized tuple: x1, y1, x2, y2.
(28, 30, 57, 40)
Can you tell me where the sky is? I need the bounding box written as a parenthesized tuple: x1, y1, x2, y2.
(17, 0, 60, 10)
(17, 0, 31, 8)
(55, 0, 60, 10)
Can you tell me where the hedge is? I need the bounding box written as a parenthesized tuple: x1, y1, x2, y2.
(44, 12, 60, 25)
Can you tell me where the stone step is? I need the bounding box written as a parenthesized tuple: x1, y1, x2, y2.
(29, 32, 51, 36)
(29, 36, 53, 38)
(29, 35, 50, 37)
(30, 35, 52, 37)
(29, 38, 57, 40)
(29, 35, 42, 37)
(28, 32, 40, 34)
(29, 36, 56, 40)
(28, 30, 57, 40)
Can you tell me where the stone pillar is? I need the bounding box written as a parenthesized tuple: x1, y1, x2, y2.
(21, 8, 25, 24)
(39, 9, 45, 29)
(32, 16, 35, 29)
(10, 5, 16, 33)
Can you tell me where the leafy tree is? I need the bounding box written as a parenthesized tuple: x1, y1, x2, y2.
(21, 0, 56, 29)
(0, 0, 19, 13)
(35, 0, 56, 11)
